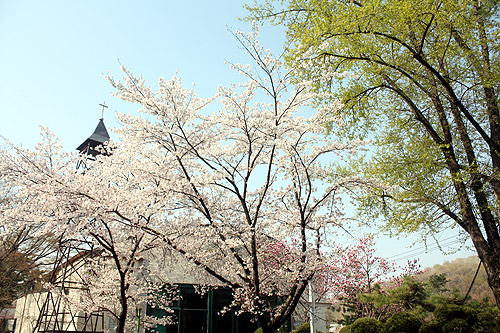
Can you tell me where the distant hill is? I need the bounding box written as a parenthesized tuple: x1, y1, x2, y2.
(418, 256, 493, 301)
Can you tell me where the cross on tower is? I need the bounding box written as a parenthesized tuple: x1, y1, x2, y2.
(99, 102, 108, 119)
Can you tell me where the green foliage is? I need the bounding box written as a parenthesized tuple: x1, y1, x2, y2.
(418, 321, 442, 333)
(342, 271, 498, 331)
(350, 317, 383, 333)
(470, 298, 500, 332)
(430, 300, 499, 332)
(433, 304, 477, 324)
(388, 276, 428, 311)
(290, 322, 309, 333)
(441, 318, 472, 333)
(358, 275, 433, 322)
(383, 312, 421, 333)
(247, 0, 500, 312)
(291, 323, 320, 333)
(427, 273, 449, 294)
(342, 280, 402, 325)
(245, 0, 500, 236)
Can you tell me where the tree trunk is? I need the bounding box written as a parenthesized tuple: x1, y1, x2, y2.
(116, 295, 128, 333)
(116, 307, 127, 333)
(472, 239, 500, 314)
(116, 271, 128, 333)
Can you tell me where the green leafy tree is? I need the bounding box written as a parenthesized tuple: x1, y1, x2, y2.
(387, 277, 428, 311)
(246, 0, 500, 313)
(427, 273, 450, 294)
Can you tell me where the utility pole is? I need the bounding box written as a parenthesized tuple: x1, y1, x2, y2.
(308, 282, 315, 333)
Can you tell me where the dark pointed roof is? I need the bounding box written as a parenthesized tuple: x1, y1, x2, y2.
(76, 118, 110, 156)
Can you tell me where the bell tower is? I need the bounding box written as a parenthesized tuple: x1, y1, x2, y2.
(76, 102, 110, 157)
(32, 104, 111, 333)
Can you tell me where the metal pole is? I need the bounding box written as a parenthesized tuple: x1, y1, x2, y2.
(308, 282, 315, 333)
(136, 308, 141, 333)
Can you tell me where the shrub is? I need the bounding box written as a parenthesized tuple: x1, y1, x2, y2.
(350, 317, 383, 333)
(418, 321, 442, 333)
(441, 318, 472, 332)
(433, 304, 476, 324)
(383, 312, 421, 333)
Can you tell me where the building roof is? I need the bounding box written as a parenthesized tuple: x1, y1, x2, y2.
(76, 118, 110, 156)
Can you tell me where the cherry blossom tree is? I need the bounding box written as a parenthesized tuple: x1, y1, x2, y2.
(0, 129, 178, 332)
(328, 236, 422, 324)
(103, 25, 369, 332)
(0, 26, 368, 333)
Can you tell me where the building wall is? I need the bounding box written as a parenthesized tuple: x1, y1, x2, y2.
(14, 250, 345, 333)
(14, 292, 47, 333)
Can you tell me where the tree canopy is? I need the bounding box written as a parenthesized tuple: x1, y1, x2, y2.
(0, 27, 367, 333)
(246, 0, 500, 312)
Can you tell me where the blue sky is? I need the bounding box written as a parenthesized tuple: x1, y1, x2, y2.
(0, 0, 269, 148)
(0, 0, 475, 268)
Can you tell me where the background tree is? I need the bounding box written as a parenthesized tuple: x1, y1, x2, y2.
(0, 247, 39, 311)
(246, 0, 500, 312)
(419, 256, 493, 301)
(0, 178, 56, 313)
(327, 236, 421, 324)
